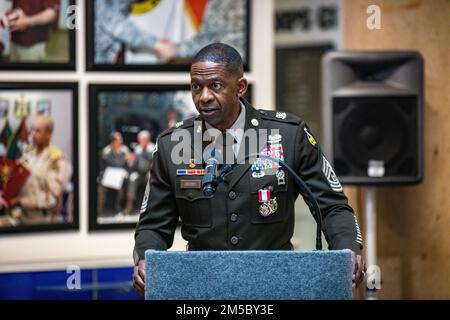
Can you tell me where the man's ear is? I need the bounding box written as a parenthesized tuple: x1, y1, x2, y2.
(237, 77, 248, 98)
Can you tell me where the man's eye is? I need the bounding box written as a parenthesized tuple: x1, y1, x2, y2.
(211, 82, 222, 90)
(191, 83, 200, 90)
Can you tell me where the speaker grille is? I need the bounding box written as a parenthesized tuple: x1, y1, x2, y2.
(332, 96, 418, 180)
(322, 51, 423, 185)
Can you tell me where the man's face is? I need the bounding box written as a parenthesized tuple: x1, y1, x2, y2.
(31, 123, 51, 148)
(111, 137, 123, 150)
(190, 61, 247, 131)
(138, 136, 149, 148)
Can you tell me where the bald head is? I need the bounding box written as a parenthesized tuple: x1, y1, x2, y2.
(32, 115, 54, 150)
(192, 43, 244, 77)
(35, 115, 54, 133)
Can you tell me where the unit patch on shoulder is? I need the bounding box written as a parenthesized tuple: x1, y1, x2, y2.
(304, 127, 317, 147)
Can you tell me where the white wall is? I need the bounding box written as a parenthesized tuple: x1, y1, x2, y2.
(0, 0, 275, 273)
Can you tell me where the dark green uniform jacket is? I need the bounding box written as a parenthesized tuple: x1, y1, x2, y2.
(134, 99, 363, 263)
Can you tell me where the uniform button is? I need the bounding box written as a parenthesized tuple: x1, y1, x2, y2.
(230, 213, 238, 222)
(228, 191, 237, 200)
(188, 193, 194, 199)
(230, 236, 239, 245)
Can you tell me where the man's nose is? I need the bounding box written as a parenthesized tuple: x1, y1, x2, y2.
(199, 87, 213, 104)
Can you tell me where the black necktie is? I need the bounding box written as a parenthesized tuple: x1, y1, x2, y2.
(218, 132, 236, 170)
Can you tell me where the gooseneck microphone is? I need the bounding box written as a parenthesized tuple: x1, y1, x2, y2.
(202, 149, 219, 196)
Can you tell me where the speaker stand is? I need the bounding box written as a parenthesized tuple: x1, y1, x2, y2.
(365, 186, 378, 299)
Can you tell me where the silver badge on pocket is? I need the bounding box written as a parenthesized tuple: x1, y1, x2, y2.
(276, 169, 285, 186)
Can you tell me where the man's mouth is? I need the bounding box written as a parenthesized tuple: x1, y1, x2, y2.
(200, 107, 220, 117)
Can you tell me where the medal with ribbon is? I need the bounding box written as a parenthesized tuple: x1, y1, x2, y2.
(257, 188, 278, 216)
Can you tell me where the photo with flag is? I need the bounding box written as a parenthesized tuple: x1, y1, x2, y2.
(6, 117, 28, 160)
(0, 118, 11, 155)
(0, 84, 78, 234)
(89, 0, 249, 70)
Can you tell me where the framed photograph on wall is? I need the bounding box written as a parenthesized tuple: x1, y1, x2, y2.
(0, 0, 76, 71)
(86, 0, 251, 72)
(0, 82, 78, 234)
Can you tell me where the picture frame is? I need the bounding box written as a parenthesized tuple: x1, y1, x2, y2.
(0, 0, 76, 71)
(86, 0, 251, 72)
(0, 82, 78, 234)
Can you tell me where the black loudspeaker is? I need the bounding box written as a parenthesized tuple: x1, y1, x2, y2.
(321, 51, 424, 185)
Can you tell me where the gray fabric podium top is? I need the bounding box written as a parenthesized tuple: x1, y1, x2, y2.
(145, 250, 352, 300)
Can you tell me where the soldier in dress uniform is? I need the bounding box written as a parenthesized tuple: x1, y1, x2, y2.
(132, 43, 366, 296)
(154, 0, 247, 63)
(9, 115, 72, 224)
(94, 0, 175, 64)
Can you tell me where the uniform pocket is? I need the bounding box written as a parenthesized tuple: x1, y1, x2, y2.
(174, 179, 212, 227)
(249, 172, 288, 224)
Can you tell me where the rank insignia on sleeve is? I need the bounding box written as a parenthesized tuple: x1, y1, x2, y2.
(322, 156, 343, 192)
(304, 127, 317, 147)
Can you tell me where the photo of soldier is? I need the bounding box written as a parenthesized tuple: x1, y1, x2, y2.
(125, 130, 155, 215)
(94, 0, 176, 64)
(97, 131, 130, 217)
(0, 87, 76, 231)
(90, 0, 249, 69)
(164, 0, 247, 63)
(0, 116, 72, 225)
